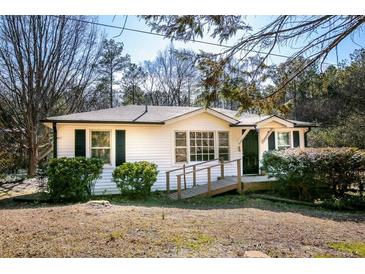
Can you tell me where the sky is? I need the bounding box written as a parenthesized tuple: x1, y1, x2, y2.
(98, 15, 365, 66)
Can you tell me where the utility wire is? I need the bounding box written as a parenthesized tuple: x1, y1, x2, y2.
(54, 15, 334, 65)
(113, 15, 128, 38)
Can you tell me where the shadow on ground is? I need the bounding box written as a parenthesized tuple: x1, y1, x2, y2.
(0, 190, 364, 223)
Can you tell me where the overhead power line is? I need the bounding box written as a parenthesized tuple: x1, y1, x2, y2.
(54, 15, 334, 65)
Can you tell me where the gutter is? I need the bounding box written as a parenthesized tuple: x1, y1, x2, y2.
(40, 119, 165, 125)
(52, 122, 57, 158)
(304, 126, 312, 147)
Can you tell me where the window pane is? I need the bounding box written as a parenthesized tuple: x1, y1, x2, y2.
(189, 131, 215, 162)
(219, 148, 228, 154)
(91, 131, 110, 147)
(218, 132, 229, 161)
(278, 132, 290, 146)
(219, 138, 229, 146)
(176, 139, 186, 147)
(175, 148, 187, 162)
(219, 154, 228, 160)
(218, 132, 228, 139)
(175, 132, 186, 139)
(91, 149, 110, 163)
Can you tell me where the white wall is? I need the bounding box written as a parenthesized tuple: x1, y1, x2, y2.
(56, 112, 242, 194)
(55, 112, 307, 194)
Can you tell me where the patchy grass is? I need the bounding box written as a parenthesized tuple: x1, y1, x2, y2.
(1, 190, 365, 258)
(107, 230, 125, 242)
(171, 233, 215, 251)
(328, 242, 365, 257)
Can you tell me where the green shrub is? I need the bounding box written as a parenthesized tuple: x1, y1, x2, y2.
(321, 195, 365, 211)
(47, 157, 103, 202)
(113, 161, 158, 196)
(0, 151, 16, 178)
(262, 147, 365, 201)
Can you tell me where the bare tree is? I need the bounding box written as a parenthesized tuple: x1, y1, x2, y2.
(143, 44, 199, 106)
(0, 15, 101, 176)
(142, 16, 365, 110)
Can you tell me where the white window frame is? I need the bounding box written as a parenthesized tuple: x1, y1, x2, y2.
(189, 130, 215, 162)
(173, 130, 231, 164)
(275, 130, 292, 150)
(90, 130, 112, 165)
(174, 131, 188, 163)
(217, 131, 230, 161)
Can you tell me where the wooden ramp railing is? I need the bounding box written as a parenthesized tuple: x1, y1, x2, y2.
(166, 158, 241, 200)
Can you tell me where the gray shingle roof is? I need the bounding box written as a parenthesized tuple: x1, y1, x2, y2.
(43, 105, 314, 127)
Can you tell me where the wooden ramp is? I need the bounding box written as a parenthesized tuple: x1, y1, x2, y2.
(168, 175, 277, 200)
(166, 158, 277, 200)
(168, 176, 239, 200)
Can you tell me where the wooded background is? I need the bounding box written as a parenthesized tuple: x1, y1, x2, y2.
(0, 15, 364, 176)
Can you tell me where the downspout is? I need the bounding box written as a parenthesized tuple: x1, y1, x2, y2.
(52, 122, 57, 158)
(304, 127, 311, 147)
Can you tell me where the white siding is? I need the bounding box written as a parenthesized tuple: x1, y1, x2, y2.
(55, 111, 307, 194)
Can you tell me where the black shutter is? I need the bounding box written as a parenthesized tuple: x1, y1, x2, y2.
(75, 129, 86, 157)
(115, 130, 126, 166)
(268, 131, 276, 151)
(293, 131, 300, 148)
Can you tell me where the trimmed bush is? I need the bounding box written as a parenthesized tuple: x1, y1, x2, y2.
(113, 161, 158, 196)
(262, 148, 365, 201)
(47, 157, 103, 202)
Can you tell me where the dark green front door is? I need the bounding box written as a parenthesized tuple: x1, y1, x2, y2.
(242, 130, 259, 174)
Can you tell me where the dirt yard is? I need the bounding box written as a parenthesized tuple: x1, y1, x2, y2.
(0, 196, 364, 258)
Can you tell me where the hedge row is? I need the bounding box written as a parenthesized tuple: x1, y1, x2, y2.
(262, 147, 365, 201)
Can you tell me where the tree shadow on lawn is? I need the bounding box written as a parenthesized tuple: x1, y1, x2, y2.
(0, 190, 364, 223)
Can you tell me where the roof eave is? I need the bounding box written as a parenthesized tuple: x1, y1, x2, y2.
(40, 119, 165, 125)
(229, 124, 256, 127)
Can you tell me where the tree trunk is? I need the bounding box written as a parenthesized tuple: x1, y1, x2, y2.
(27, 131, 38, 177)
(110, 67, 113, 108)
